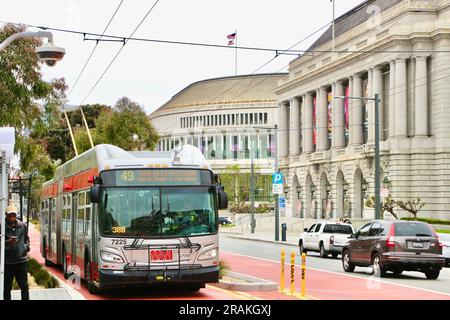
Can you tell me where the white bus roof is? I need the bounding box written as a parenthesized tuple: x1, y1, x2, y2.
(52, 144, 212, 182)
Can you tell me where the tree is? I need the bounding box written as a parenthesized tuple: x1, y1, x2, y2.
(0, 24, 66, 171)
(366, 195, 399, 220)
(1, 24, 66, 214)
(95, 97, 159, 151)
(397, 199, 425, 220)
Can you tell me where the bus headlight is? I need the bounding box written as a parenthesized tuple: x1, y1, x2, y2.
(100, 251, 124, 263)
(198, 248, 218, 261)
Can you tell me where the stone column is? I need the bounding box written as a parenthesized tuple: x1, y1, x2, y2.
(348, 77, 354, 145)
(389, 60, 396, 139)
(318, 86, 329, 151)
(352, 74, 363, 146)
(367, 68, 375, 143)
(395, 58, 408, 138)
(303, 93, 314, 153)
(279, 102, 290, 157)
(372, 66, 384, 141)
(289, 97, 301, 157)
(333, 80, 345, 149)
(415, 56, 428, 137)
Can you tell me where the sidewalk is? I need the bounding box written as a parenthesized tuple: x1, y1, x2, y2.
(220, 228, 299, 247)
(11, 288, 73, 300)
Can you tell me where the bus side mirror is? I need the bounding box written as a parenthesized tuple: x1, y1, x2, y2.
(218, 190, 228, 210)
(90, 185, 100, 203)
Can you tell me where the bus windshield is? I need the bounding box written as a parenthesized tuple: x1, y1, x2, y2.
(99, 186, 217, 237)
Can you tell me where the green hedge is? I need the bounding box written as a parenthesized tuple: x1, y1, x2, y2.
(401, 217, 450, 225)
(29, 258, 59, 289)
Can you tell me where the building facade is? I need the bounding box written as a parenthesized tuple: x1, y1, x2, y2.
(150, 74, 286, 201)
(276, 0, 450, 220)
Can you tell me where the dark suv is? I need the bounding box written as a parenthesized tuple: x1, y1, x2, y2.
(341, 220, 445, 279)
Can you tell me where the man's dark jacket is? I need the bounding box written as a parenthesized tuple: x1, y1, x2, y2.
(3, 219, 30, 264)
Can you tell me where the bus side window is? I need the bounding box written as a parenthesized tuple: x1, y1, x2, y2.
(85, 191, 91, 236)
(67, 195, 72, 234)
(77, 191, 86, 235)
(51, 198, 56, 233)
(45, 200, 49, 227)
(62, 196, 66, 233)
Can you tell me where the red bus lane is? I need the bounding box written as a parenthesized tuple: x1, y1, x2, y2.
(27, 224, 241, 300)
(220, 251, 450, 300)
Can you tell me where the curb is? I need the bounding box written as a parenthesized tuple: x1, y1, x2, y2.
(215, 271, 278, 292)
(226, 235, 298, 248)
(46, 269, 86, 300)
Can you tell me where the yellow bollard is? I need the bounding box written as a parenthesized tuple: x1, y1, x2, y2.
(301, 252, 306, 297)
(290, 252, 296, 295)
(279, 249, 285, 292)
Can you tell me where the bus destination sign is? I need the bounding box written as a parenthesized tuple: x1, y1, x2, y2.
(113, 169, 207, 186)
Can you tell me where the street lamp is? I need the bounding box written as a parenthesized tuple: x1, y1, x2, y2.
(335, 93, 382, 220)
(0, 30, 65, 66)
(252, 124, 279, 241)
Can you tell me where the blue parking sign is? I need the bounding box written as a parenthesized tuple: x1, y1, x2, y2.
(272, 172, 284, 185)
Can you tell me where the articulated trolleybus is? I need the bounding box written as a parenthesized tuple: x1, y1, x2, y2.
(40, 144, 228, 293)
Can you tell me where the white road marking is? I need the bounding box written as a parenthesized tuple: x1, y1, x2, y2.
(222, 250, 450, 298)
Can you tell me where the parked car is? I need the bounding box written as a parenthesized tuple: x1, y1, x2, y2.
(439, 233, 450, 266)
(299, 221, 355, 258)
(218, 216, 233, 225)
(342, 220, 445, 279)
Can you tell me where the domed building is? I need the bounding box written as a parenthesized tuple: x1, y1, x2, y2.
(150, 73, 287, 202)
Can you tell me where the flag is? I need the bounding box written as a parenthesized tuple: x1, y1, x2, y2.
(228, 40, 234, 46)
(227, 32, 236, 40)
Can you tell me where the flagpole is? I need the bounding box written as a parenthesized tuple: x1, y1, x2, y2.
(235, 29, 238, 75)
(332, 0, 336, 52)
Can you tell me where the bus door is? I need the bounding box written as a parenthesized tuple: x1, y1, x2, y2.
(49, 198, 57, 262)
(41, 200, 50, 258)
(70, 193, 78, 274)
(75, 191, 88, 278)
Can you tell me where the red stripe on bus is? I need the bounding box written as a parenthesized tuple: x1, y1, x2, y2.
(42, 168, 99, 198)
(62, 168, 99, 193)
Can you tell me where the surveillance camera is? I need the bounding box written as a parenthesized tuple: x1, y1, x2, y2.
(35, 43, 66, 67)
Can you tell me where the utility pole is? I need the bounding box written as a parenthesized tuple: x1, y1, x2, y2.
(274, 124, 280, 241)
(251, 124, 280, 241)
(374, 93, 381, 220)
(250, 136, 256, 234)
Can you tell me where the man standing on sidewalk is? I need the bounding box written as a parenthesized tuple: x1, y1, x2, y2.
(2, 205, 30, 300)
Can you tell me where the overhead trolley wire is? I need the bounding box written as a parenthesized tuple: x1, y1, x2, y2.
(79, 0, 160, 105)
(67, 0, 125, 99)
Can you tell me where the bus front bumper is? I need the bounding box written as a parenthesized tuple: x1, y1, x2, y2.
(98, 266, 219, 289)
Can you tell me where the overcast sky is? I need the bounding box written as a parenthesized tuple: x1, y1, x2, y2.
(2, 0, 364, 114)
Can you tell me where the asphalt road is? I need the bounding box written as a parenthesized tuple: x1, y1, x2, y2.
(220, 233, 450, 296)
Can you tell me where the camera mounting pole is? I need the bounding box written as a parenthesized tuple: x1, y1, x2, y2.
(0, 31, 53, 51)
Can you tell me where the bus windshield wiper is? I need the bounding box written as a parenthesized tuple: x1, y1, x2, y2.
(181, 230, 193, 249)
